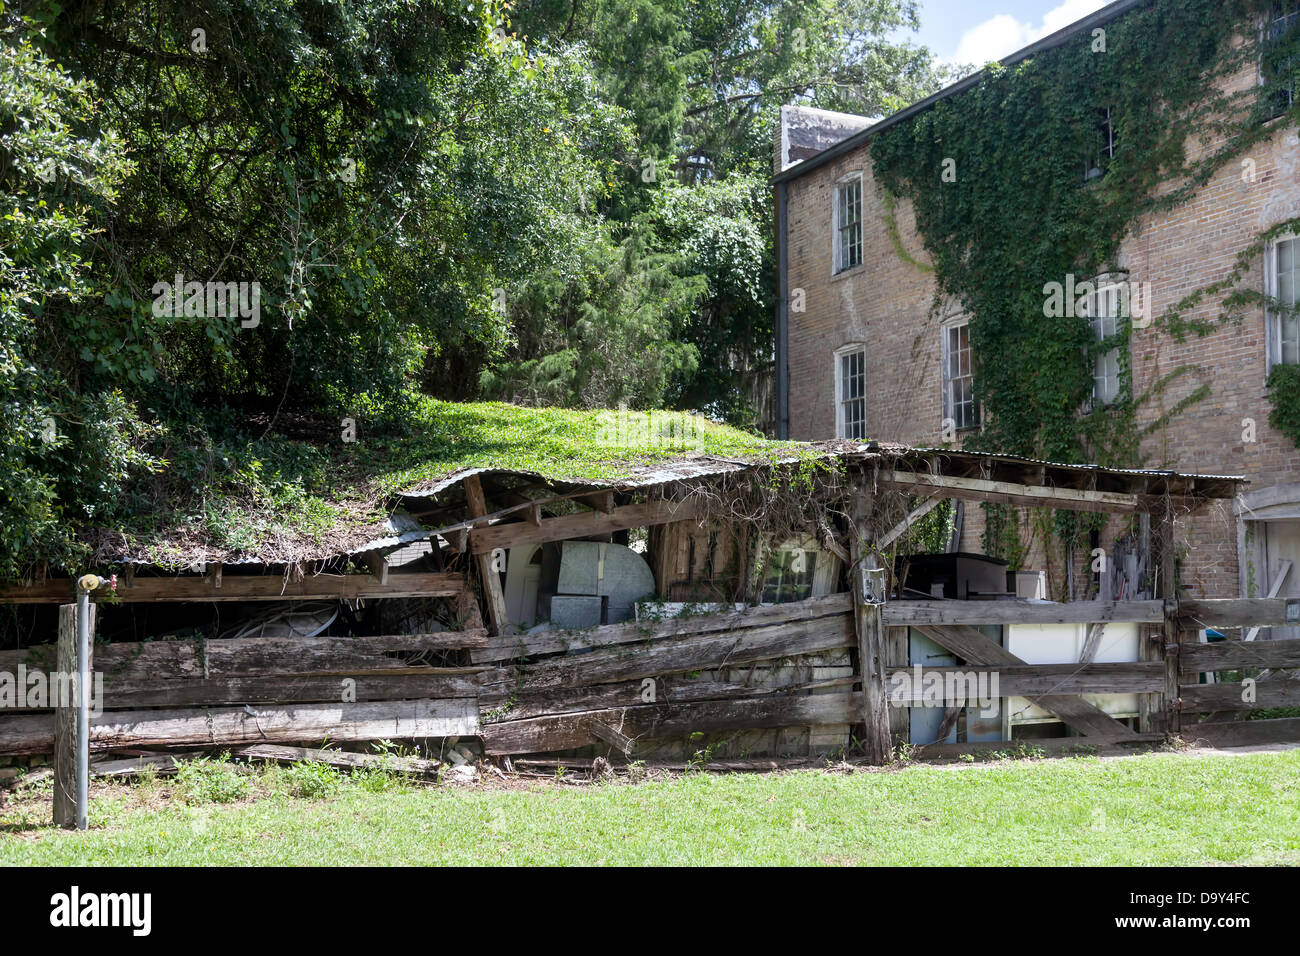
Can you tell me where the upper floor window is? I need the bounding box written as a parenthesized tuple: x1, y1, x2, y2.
(1261, 2, 1300, 120)
(1267, 236, 1300, 369)
(1083, 107, 1116, 181)
(835, 345, 867, 439)
(1079, 278, 1124, 407)
(834, 174, 863, 273)
(942, 320, 978, 430)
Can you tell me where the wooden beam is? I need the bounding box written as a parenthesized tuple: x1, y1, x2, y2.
(913, 624, 1139, 738)
(471, 593, 851, 663)
(238, 744, 443, 778)
(1178, 679, 1300, 712)
(469, 498, 701, 555)
(882, 599, 1163, 627)
(463, 474, 510, 636)
(0, 572, 464, 604)
(588, 718, 636, 756)
(886, 662, 1165, 699)
(362, 551, 390, 585)
(1244, 560, 1292, 641)
(1156, 512, 1181, 735)
(849, 475, 892, 765)
(481, 692, 861, 755)
(580, 490, 616, 514)
(1179, 638, 1300, 673)
(1079, 622, 1105, 664)
(912, 733, 1163, 759)
(479, 615, 853, 695)
(0, 698, 480, 756)
(53, 603, 88, 828)
(0, 631, 488, 683)
(1179, 716, 1300, 749)
(877, 496, 944, 550)
(480, 674, 856, 723)
(1176, 598, 1299, 629)
(880, 470, 1217, 515)
(4, 672, 484, 711)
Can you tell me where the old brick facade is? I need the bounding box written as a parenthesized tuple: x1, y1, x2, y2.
(774, 6, 1300, 618)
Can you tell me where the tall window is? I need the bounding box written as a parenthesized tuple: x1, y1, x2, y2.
(836, 346, 866, 439)
(834, 174, 862, 273)
(1079, 279, 1124, 407)
(1261, 2, 1300, 119)
(1268, 236, 1300, 369)
(942, 322, 977, 430)
(1083, 107, 1116, 181)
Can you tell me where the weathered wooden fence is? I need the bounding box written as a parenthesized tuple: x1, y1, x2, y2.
(2, 588, 1297, 762)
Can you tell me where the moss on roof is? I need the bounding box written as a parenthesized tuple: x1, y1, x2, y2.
(93, 399, 808, 568)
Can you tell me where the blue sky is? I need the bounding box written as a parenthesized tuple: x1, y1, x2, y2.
(900, 0, 1112, 65)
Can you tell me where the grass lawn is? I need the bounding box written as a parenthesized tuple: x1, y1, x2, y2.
(1, 749, 1297, 866)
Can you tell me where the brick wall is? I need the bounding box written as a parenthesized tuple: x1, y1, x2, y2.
(782, 53, 1300, 598)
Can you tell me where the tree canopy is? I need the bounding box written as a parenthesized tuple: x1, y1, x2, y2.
(0, 0, 947, 577)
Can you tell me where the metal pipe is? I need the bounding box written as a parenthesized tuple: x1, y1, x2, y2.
(75, 574, 97, 831)
(775, 179, 790, 439)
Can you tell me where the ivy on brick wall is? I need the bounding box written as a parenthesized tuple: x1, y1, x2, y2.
(1268, 364, 1300, 447)
(867, 0, 1300, 560)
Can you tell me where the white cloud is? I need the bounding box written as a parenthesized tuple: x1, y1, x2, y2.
(950, 0, 1110, 66)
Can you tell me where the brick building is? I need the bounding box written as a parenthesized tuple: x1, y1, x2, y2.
(772, 0, 1300, 629)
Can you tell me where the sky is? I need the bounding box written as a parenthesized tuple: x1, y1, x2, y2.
(901, 0, 1113, 66)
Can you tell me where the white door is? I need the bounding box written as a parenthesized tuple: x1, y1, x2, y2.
(1263, 520, 1300, 641)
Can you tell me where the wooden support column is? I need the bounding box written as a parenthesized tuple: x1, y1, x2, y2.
(463, 474, 510, 637)
(884, 625, 910, 743)
(54, 602, 92, 828)
(850, 472, 892, 765)
(1154, 509, 1181, 736)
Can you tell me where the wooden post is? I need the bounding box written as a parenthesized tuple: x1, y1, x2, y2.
(462, 474, 510, 636)
(54, 602, 92, 828)
(1154, 510, 1181, 736)
(850, 472, 892, 764)
(884, 625, 910, 743)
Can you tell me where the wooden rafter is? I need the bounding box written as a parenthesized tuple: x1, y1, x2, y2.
(0, 572, 464, 605)
(468, 499, 701, 555)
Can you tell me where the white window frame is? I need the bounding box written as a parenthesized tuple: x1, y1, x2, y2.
(833, 172, 863, 275)
(1259, 2, 1300, 118)
(941, 319, 978, 431)
(1083, 107, 1116, 182)
(1265, 234, 1300, 371)
(834, 343, 867, 440)
(1078, 276, 1125, 408)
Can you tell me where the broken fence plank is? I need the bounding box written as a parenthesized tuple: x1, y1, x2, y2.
(471, 593, 853, 663)
(0, 698, 479, 756)
(481, 692, 861, 755)
(479, 614, 854, 694)
(238, 744, 442, 777)
(0, 630, 488, 683)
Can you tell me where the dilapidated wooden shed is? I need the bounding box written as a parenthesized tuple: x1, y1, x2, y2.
(3, 426, 1296, 775)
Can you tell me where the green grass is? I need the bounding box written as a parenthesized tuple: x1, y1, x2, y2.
(3, 749, 1298, 865)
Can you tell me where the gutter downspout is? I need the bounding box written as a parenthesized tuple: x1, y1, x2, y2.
(775, 180, 790, 440)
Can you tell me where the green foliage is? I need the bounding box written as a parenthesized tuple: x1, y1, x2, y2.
(870, 0, 1284, 469)
(1266, 363, 1300, 448)
(0, 0, 949, 573)
(0, 28, 143, 579)
(174, 754, 250, 804)
(282, 761, 343, 799)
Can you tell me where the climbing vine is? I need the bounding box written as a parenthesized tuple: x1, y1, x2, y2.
(869, 0, 1296, 467)
(867, 0, 1300, 563)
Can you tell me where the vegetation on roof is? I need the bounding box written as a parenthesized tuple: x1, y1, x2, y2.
(73, 398, 806, 572)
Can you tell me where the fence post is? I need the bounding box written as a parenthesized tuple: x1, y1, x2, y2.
(1154, 511, 1181, 736)
(851, 471, 891, 764)
(53, 602, 93, 828)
